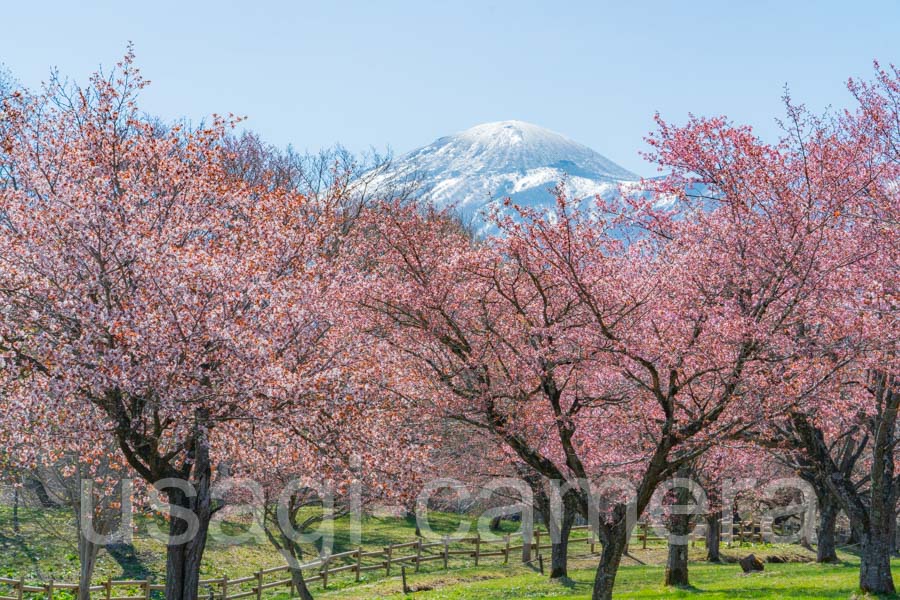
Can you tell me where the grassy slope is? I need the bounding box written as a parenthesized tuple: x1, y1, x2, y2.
(314, 558, 884, 599)
(1, 505, 897, 599)
(0, 505, 512, 583)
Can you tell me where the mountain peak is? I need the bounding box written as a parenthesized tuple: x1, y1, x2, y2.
(371, 121, 638, 226)
(454, 120, 562, 145)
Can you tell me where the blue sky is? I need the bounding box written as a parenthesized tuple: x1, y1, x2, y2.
(2, 1, 898, 174)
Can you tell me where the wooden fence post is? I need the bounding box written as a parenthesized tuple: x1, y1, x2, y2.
(356, 547, 362, 582)
(105, 578, 112, 600)
(534, 529, 541, 557)
(415, 539, 423, 573)
(442, 536, 449, 570)
(538, 554, 544, 575)
(255, 570, 263, 600)
(401, 566, 410, 594)
(474, 533, 481, 566)
(504, 535, 511, 564)
(47, 579, 53, 600)
(385, 544, 393, 576)
(221, 575, 228, 600)
(642, 523, 648, 550)
(321, 556, 330, 589)
(16, 578, 23, 600)
(522, 527, 532, 564)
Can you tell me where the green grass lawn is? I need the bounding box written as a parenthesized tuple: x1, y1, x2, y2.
(1, 504, 896, 599)
(312, 557, 887, 599)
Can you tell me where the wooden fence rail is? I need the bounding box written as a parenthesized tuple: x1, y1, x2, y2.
(0, 521, 732, 599)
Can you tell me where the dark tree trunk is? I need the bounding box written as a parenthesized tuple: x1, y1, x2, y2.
(587, 434, 672, 599)
(790, 377, 898, 596)
(891, 513, 899, 555)
(25, 476, 58, 508)
(108, 403, 219, 600)
(853, 375, 897, 594)
(857, 455, 897, 595)
(847, 524, 861, 545)
(591, 521, 628, 600)
(860, 531, 895, 594)
(164, 492, 212, 600)
(162, 438, 213, 600)
(665, 539, 690, 587)
(847, 460, 895, 593)
(664, 476, 691, 587)
(706, 512, 721, 563)
(489, 514, 503, 532)
(12, 487, 20, 535)
(549, 501, 575, 579)
(290, 568, 314, 600)
(815, 489, 839, 563)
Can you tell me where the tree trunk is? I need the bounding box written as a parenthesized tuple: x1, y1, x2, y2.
(859, 528, 895, 594)
(665, 539, 689, 587)
(162, 436, 214, 600)
(847, 523, 861, 546)
(891, 513, 899, 555)
(856, 375, 897, 594)
(163, 487, 212, 600)
(549, 503, 575, 579)
(290, 568, 314, 600)
(664, 479, 691, 587)
(489, 514, 503, 532)
(705, 512, 721, 563)
(815, 490, 839, 563)
(521, 510, 533, 563)
(525, 468, 574, 578)
(12, 487, 19, 535)
(790, 386, 898, 597)
(25, 475, 58, 508)
(591, 522, 628, 600)
(77, 536, 101, 600)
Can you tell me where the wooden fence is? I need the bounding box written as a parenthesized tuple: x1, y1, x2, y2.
(0, 525, 608, 600)
(0, 520, 766, 599)
(631, 518, 766, 549)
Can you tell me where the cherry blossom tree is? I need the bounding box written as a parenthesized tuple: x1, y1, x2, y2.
(354, 202, 600, 578)
(357, 78, 872, 597)
(731, 64, 899, 594)
(0, 52, 370, 600)
(493, 196, 836, 598)
(750, 396, 866, 564)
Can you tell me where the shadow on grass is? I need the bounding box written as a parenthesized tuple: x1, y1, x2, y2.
(668, 583, 709, 593)
(554, 576, 578, 589)
(105, 542, 151, 580)
(0, 530, 41, 574)
(625, 551, 647, 565)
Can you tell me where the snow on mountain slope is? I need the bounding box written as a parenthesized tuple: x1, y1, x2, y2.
(371, 120, 640, 224)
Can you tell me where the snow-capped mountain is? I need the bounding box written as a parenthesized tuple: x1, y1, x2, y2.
(371, 120, 640, 223)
